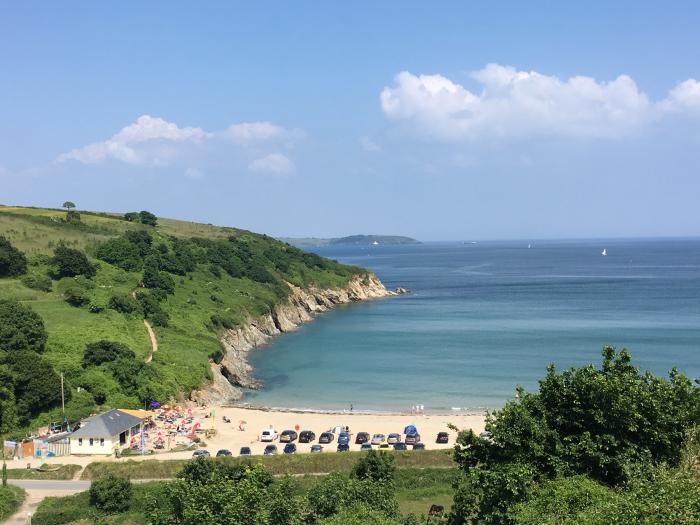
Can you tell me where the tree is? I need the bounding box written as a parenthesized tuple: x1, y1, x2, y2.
(139, 210, 158, 227)
(63, 284, 90, 307)
(0, 299, 47, 353)
(83, 340, 135, 367)
(352, 450, 396, 483)
(107, 294, 141, 314)
(0, 365, 18, 434)
(62, 201, 76, 210)
(5, 350, 63, 424)
(51, 246, 96, 278)
(95, 237, 143, 271)
(123, 211, 140, 222)
(0, 237, 27, 277)
(89, 474, 132, 513)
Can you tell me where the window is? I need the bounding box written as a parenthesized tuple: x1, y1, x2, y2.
(89, 438, 94, 446)
(78, 438, 83, 446)
(100, 438, 104, 446)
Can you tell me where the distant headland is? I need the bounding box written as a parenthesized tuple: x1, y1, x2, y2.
(280, 234, 420, 247)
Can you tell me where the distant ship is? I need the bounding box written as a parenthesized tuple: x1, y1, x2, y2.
(527, 244, 531, 249)
(372, 241, 379, 245)
(601, 249, 607, 256)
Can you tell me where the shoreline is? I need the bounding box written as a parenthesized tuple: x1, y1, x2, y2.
(227, 402, 490, 418)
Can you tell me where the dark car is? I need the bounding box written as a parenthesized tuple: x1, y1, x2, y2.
(355, 432, 370, 444)
(283, 443, 297, 454)
(436, 432, 449, 444)
(192, 449, 210, 458)
(280, 430, 298, 443)
(337, 443, 350, 452)
(299, 430, 316, 443)
(360, 443, 373, 451)
(405, 432, 421, 445)
(215, 449, 232, 457)
(310, 444, 323, 453)
(393, 442, 407, 451)
(239, 447, 251, 456)
(412, 443, 426, 450)
(319, 432, 334, 444)
(338, 432, 350, 446)
(264, 444, 278, 455)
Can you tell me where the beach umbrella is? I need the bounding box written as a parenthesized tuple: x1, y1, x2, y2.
(294, 424, 300, 432)
(150, 401, 161, 408)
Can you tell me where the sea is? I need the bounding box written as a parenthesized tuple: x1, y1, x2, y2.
(244, 238, 700, 413)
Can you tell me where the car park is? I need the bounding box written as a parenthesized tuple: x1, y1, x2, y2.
(192, 449, 210, 458)
(216, 449, 232, 457)
(310, 444, 323, 453)
(319, 432, 334, 444)
(371, 433, 386, 445)
(436, 432, 449, 444)
(239, 447, 251, 455)
(338, 432, 350, 445)
(355, 432, 370, 444)
(337, 443, 350, 452)
(283, 443, 297, 454)
(261, 429, 278, 442)
(299, 430, 316, 443)
(387, 433, 401, 444)
(264, 444, 278, 455)
(405, 432, 421, 445)
(280, 430, 298, 443)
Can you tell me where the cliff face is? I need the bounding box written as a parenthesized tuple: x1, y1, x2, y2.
(191, 273, 391, 405)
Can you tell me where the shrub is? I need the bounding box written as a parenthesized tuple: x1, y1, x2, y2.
(83, 340, 136, 367)
(139, 210, 158, 227)
(95, 237, 143, 271)
(123, 211, 140, 222)
(51, 246, 96, 278)
(63, 284, 90, 307)
(20, 272, 52, 292)
(89, 474, 132, 513)
(0, 236, 27, 277)
(0, 299, 47, 353)
(107, 294, 140, 314)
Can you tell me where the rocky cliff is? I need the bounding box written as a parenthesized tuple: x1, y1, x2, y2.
(191, 273, 394, 405)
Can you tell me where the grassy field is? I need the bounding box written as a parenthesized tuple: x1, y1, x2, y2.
(0, 484, 26, 522)
(1, 204, 367, 435)
(81, 449, 455, 479)
(5, 463, 82, 480)
(33, 468, 456, 524)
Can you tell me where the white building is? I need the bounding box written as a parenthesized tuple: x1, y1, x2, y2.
(69, 409, 143, 455)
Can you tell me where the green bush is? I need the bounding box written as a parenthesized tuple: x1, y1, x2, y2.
(107, 294, 141, 314)
(95, 236, 143, 271)
(63, 284, 90, 307)
(20, 272, 53, 292)
(0, 236, 27, 277)
(50, 245, 96, 278)
(83, 340, 135, 367)
(0, 485, 25, 522)
(0, 299, 47, 353)
(89, 473, 132, 513)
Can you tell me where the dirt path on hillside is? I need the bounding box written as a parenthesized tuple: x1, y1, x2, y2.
(131, 291, 158, 363)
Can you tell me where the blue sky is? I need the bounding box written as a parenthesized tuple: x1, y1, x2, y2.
(1, 2, 699, 240)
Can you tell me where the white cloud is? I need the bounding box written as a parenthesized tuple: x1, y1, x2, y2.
(248, 153, 295, 175)
(360, 136, 382, 152)
(224, 121, 285, 143)
(184, 167, 204, 179)
(57, 115, 209, 165)
(380, 64, 700, 141)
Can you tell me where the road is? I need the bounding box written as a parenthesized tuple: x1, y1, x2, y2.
(3, 480, 89, 525)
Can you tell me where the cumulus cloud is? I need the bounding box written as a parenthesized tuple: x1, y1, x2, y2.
(380, 64, 700, 141)
(360, 136, 382, 152)
(248, 153, 295, 175)
(57, 115, 210, 164)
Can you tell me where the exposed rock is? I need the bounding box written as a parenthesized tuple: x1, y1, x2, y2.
(192, 273, 391, 405)
(394, 287, 409, 294)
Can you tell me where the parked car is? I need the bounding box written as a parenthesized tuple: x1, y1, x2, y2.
(319, 432, 334, 444)
(405, 432, 421, 445)
(371, 433, 386, 445)
(192, 449, 210, 458)
(310, 444, 323, 453)
(393, 442, 407, 451)
(479, 431, 493, 442)
(338, 432, 350, 445)
(216, 449, 232, 457)
(412, 443, 426, 450)
(239, 447, 251, 456)
(360, 443, 373, 451)
(280, 430, 298, 443)
(299, 430, 316, 443)
(337, 443, 350, 452)
(378, 443, 390, 450)
(283, 443, 297, 454)
(260, 429, 278, 442)
(355, 432, 370, 444)
(264, 444, 278, 455)
(436, 432, 449, 444)
(387, 433, 402, 444)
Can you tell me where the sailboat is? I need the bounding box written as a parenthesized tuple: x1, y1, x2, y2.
(527, 243, 531, 249)
(601, 249, 607, 256)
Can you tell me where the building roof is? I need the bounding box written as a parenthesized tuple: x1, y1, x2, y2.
(70, 409, 142, 439)
(118, 409, 151, 420)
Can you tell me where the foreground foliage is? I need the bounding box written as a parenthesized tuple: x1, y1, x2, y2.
(0, 485, 25, 521)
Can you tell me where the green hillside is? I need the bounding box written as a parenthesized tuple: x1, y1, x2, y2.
(0, 204, 366, 437)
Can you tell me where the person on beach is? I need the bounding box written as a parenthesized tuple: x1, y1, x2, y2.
(350, 404, 353, 413)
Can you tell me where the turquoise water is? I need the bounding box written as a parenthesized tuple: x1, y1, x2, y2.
(245, 239, 700, 412)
